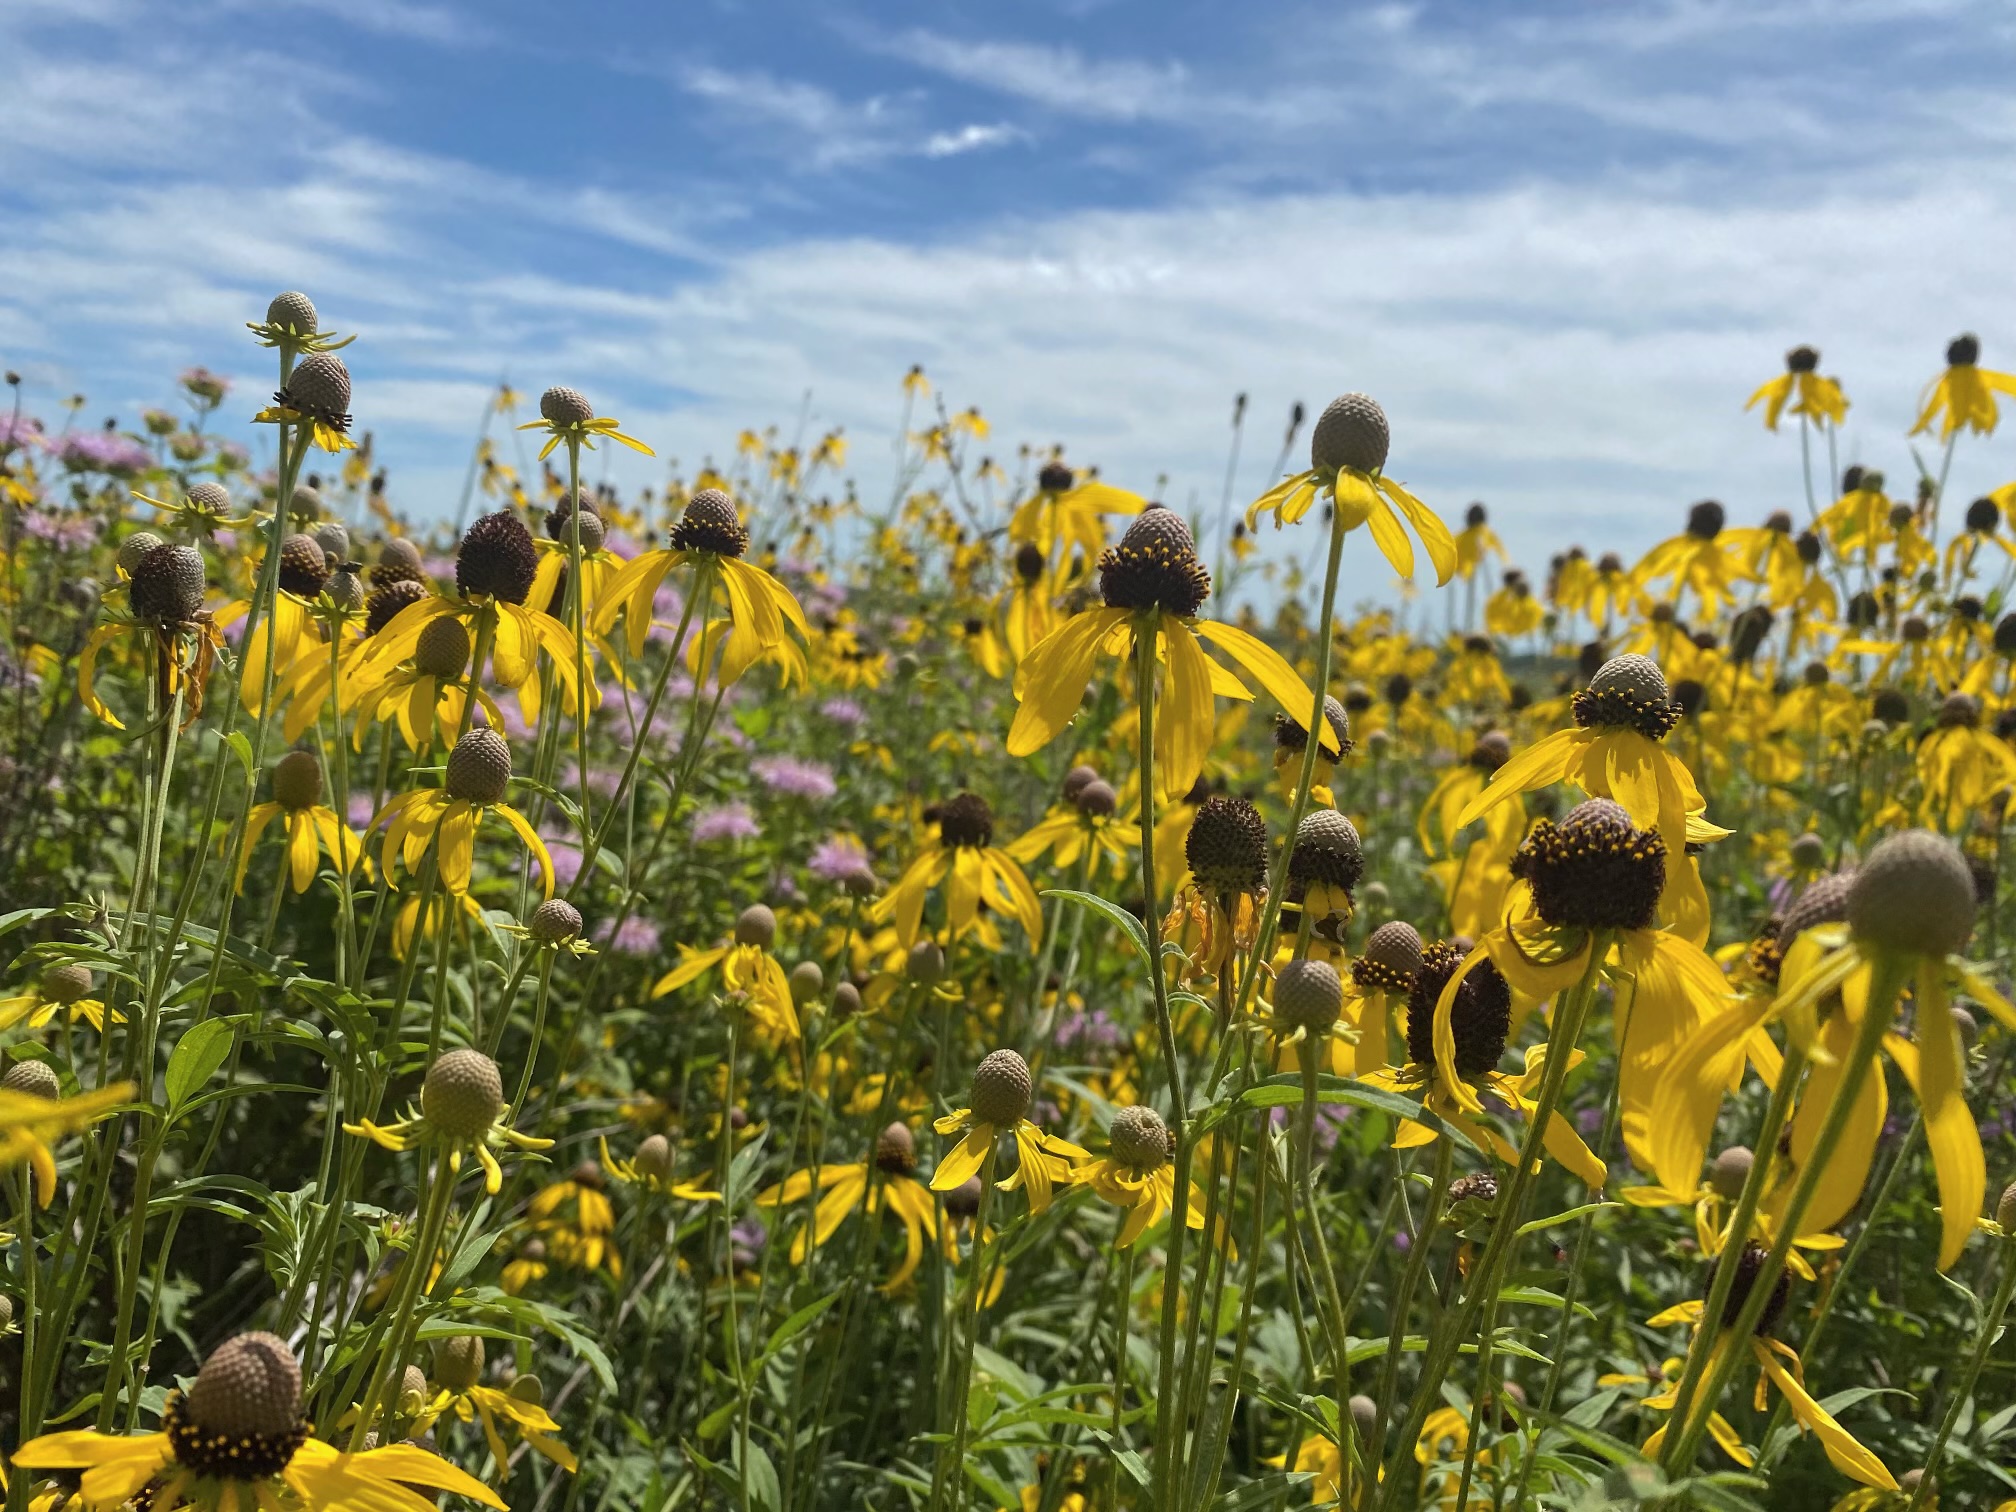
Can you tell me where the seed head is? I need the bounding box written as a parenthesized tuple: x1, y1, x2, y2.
(1511, 798, 1667, 933)
(832, 981, 862, 1017)
(1968, 496, 2002, 534)
(1574, 653, 1681, 739)
(1948, 333, 1981, 367)
(1274, 958, 1344, 1034)
(372, 538, 427, 588)
(1356, 920, 1424, 995)
(907, 940, 945, 982)
(1407, 942, 1511, 1079)
(1871, 687, 1910, 725)
(1185, 795, 1269, 895)
(1107, 1105, 1171, 1172)
(445, 728, 512, 804)
(528, 898, 582, 945)
(633, 1134, 675, 1181)
(1098, 506, 1210, 616)
(1062, 765, 1101, 802)
(413, 615, 472, 677)
(39, 962, 93, 1005)
(278, 534, 331, 598)
(969, 1048, 1033, 1127)
(1350, 1395, 1379, 1435)
(457, 511, 540, 604)
(1710, 1146, 1753, 1201)
(1075, 779, 1118, 817)
(397, 1364, 429, 1415)
(670, 488, 749, 557)
(1038, 460, 1075, 493)
(1707, 1240, 1789, 1335)
(1288, 809, 1364, 893)
(937, 792, 995, 849)
(1273, 694, 1352, 756)
(789, 961, 824, 1003)
(2, 1060, 60, 1099)
(290, 485, 324, 524)
(365, 579, 428, 637)
(186, 1331, 303, 1439)
(1847, 830, 1976, 959)
(945, 1176, 984, 1219)
(1685, 500, 1725, 540)
(421, 1048, 504, 1138)
(1310, 393, 1390, 475)
(539, 387, 595, 425)
(266, 292, 318, 335)
(130, 543, 207, 624)
(117, 531, 166, 575)
(271, 749, 323, 811)
(1789, 832, 1826, 870)
(1997, 1180, 2016, 1234)
(281, 354, 351, 430)
(1785, 345, 1820, 373)
(433, 1335, 486, 1392)
(734, 904, 776, 948)
(1939, 692, 1981, 729)
(1015, 542, 1047, 582)
(875, 1121, 918, 1175)
(314, 521, 351, 563)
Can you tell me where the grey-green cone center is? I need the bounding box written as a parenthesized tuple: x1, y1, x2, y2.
(422, 1047, 504, 1138)
(446, 728, 513, 804)
(1107, 1105, 1171, 1172)
(180, 1332, 306, 1468)
(1356, 920, 1423, 994)
(1573, 653, 1681, 739)
(970, 1049, 1033, 1127)
(414, 616, 473, 678)
(1310, 393, 1390, 475)
(1847, 830, 1976, 959)
(1275, 958, 1343, 1034)
(434, 1334, 487, 1392)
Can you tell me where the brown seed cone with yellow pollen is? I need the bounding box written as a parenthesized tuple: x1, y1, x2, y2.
(456, 511, 540, 605)
(1098, 506, 1210, 617)
(1185, 794, 1269, 895)
(1355, 920, 1424, 996)
(1407, 941, 1510, 1079)
(1573, 653, 1683, 739)
(168, 1331, 312, 1478)
(670, 488, 749, 558)
(1510, 797, 1667, 933)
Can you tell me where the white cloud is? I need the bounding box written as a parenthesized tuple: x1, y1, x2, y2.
(871, 29, 1189, 122)
(922, 123, 1027, 158)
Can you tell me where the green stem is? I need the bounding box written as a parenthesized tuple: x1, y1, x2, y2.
(1906, 1237, 2016, 1511)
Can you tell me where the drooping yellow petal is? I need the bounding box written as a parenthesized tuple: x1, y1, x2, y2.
(1155, 620, 1215, 800)
(1753, 1341, 1897, 1489)
(1885, 979, 1984, 1270)
(931, 1125, 993, 1191)
(1007, 607, 1129, 757)
(1190, 618, 1334, 751)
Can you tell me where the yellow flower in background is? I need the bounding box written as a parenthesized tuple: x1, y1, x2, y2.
(1009, 507, 1330, 802)
(1643, 1242, 1895, 1489)
(1746, 345, 1849, 430)
(1073, 1105, 1205, 1248)
(601, 1133, 720, 1203)
(0, 963, 115, 1035)
(1007, 459, 1143, 571)
(374, 728, 555, 900)
(932, 1050, 1087, 1216)
(234, 750, 364, 895)
(1912, 333, 2016, 440)
(1247, 393, 1456, 586)
(419, 1335, 577, 1480)
(516, 385, 655, 462)
(346, 1048, 552, 1196)
(756, 1122, 946, 1290)
(595, 488, 808, 690)
(653, 904, 800, 1046)
(0, 1076, 132, 1206)
(1913, 691, 2016, 832)
(529, 1158, 621, 1278)
(1453, 501, 1506, 580)
(874, 792, 1044, 950)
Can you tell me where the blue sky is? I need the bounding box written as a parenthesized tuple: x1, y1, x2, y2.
(5, 0, 2016, 601)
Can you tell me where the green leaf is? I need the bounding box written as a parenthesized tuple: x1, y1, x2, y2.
(734, 1438, 780, 1512)
(165, 1018, 236, 1113)
(1496, 1284, 1596, 1319)
(1213, 1474, 1313, 1510)
(223, 730, 255, 782)
(1517, 1201, 1620, 1235)
(761, 1290, 841, 1361)
(1041, 888, 1151, 963)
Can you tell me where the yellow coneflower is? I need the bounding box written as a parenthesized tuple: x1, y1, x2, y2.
(234, 750, 365, 895)
(1247, 393, 1456, 586)
(1004, 775, 1140, 879)
(755, 1122, 947, 1290)
(515, 384, 654, 462)
(595, 488, 808, 690)
(252, 349, 357, 454)
(1008, 506, 1331, 802)
(874, 792, 1045, 950)
(416, 1336, 576, 1479)
(1745, 345, 1849, 431)
(931, 1050, 1086, 1215)
(374, 728, 556, 901)
(1007, 459, 1143, 577)
(1072, 1105, 1204, 1248)
(0, 1070, 132, 1205)
(0, 963, 116, 1035)
(528, 1159, 621, 1278)
(652, 904, 799, 1046)
(80, 542, 224, 729)
(1912, 333, 2016, 440)
(14, 1330, 502, 1512)
(600, 1133, 720, 1203)
(345, 1047, 553, 1196)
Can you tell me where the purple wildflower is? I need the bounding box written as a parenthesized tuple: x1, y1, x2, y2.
(0, 415, 46, 450)
(806, 836, 876, 888)
(692, 802, 760, 844)
(818, 697, 866, 729)
(57, 431, 151, 476)
(596, 916, 661, 956)
(752, 755, 835, 800)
